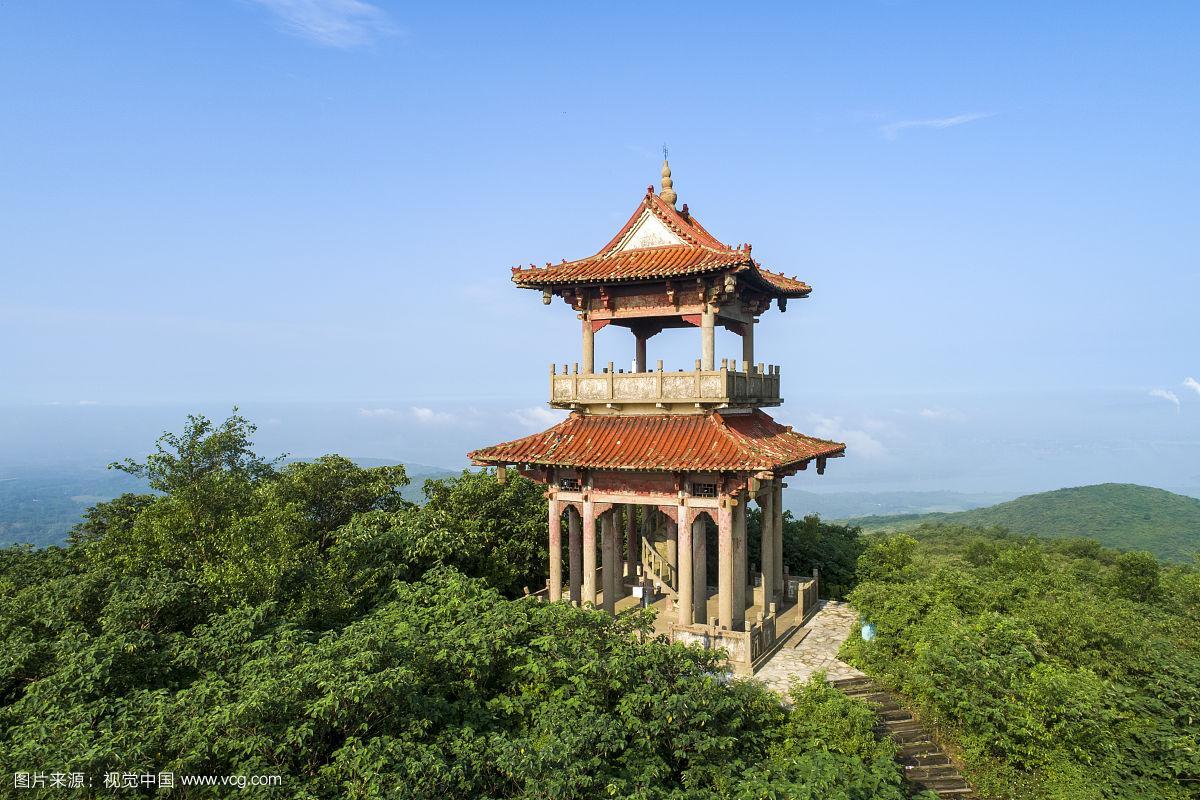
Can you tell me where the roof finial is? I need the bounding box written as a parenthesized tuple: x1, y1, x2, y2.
(659, 143, 678, 207)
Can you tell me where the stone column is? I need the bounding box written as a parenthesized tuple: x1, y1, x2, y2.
(624, 504, 637, 577)
(700, 308, 715, 371)
(635, 336, 647, 373)
(601, 511, 617, 614)
(665, 514, 678, 574)
(582, 317, 595, 373)
(760, 488, 776, 606)
(742, 320, 754, 368)
(733, 492, 747, 629)
(692, 516, 708, 624)
(718, 499, 733, 629)
(548, 499, 563, 602)
(582, 499, 597, 607)
(676, 503, 693, 626)
(568, 507, 582, 605)
(772, 481, 785, 600)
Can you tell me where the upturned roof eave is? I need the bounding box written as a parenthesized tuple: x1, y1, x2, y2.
(466, 411, 846, 473)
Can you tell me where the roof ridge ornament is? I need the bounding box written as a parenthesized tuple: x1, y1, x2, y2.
(659, 144, 678, 207)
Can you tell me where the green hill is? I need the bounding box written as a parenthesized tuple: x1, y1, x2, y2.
(847, 483, 1200, 562)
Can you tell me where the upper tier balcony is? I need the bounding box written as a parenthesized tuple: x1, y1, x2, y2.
(550, 360, 781, 413)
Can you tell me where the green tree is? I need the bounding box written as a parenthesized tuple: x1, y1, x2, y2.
(844, 529, 1200, 800)
(855, 534, 918, 583)
(746, 509, 866, 599)
(1114, 550, 1160, 602)
(0, 413, 924, 799)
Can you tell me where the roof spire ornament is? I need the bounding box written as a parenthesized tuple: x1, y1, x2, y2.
(659, 144, 678, 207)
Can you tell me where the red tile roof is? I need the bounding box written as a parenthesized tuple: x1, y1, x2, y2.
(511, 190, 812, 298)
(516, 245, 744, 284)
(468, 410, 844, 473)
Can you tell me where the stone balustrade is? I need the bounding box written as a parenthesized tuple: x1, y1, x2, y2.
(549, 361, 781, 410)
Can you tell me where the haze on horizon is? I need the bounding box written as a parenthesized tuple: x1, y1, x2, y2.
(1, 2, 1198, 498)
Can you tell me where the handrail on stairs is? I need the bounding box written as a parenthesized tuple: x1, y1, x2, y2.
(641, 538, 677, 594)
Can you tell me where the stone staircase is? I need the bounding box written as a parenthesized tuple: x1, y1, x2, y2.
(830, 677, 975, 799)
(640, 538, 677, 599)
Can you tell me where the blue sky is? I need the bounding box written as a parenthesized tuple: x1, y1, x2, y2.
(1, 1, 1198, 496)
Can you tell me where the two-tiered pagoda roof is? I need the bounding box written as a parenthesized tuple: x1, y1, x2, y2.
(472, 175, 845, 476)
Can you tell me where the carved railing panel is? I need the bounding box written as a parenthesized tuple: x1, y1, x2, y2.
(549, 365, 781, 409)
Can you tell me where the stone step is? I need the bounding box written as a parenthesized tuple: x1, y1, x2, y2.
(880, 709, 914, 722)
(858, 691, 898, 705)
(899, 753, 951, 767)
(904, 765, 963, 781)
(914, 785, 973, 796)
(897, 742, 941, 759)
(912, 776, 972, 789)
(837, 682, 880, 694)
(886, 728, 934, 745)
(830, 670, 974, 799)
(881, 720, 925, 734)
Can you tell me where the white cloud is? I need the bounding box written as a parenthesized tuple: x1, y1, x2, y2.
(881, 112, 995, 140)
(1150, 388, 1181, 412)
(510, 406, 565, 430)
(807, 414, 887, 460)
(360, 406, 471, 426)
(409, 406, 455, 425)
(359, 407, 399, 417)
(918, 407, 965, 422)
(248, 0, 396, 48)
(1184, 377, 1200, 397)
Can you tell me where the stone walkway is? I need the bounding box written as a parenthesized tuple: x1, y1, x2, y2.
(755, 600, 865, 694)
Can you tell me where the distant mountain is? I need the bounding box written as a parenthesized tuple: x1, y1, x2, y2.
(784, 489, 1015, 520)
(0, 465, 147, 549)
(340, 458, 460, 493)
(848, 483, 1200, 562)
(0, 459, 459, 549)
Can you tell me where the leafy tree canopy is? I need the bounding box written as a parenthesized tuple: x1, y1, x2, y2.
(0, 413, 915, 799)
(844, 525, 1200, 800)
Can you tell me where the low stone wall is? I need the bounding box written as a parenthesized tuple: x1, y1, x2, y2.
(668, 613, 780, 675)
(784, 574, 820, 624)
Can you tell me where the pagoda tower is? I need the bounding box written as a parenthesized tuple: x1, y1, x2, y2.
(470, 162, 845, 672)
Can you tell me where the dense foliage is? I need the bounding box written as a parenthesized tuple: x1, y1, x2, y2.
(843, 524, 1200, 799)
(851, 483, 1200, 562)
(0, 413, 913, 799)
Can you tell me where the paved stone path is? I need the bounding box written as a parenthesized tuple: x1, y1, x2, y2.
(755, 600, 865, 694)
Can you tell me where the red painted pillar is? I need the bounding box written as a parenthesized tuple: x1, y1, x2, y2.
(568, 508, 582, 605)
(582, 499, 597, 607)
(676, 503, 692, 626)
(625, 504, 637, 577)
(548, 499, 562, 601)
(718, 498, 734, 629)
(732, 493, 746, 629)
